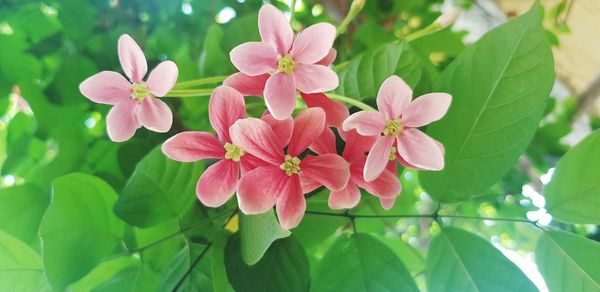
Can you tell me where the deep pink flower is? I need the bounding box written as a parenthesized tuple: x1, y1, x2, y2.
(229, 4, 338, 120)
(230, 108, 350, 229)
(162, 86, 264, 207)
(343, 75, 451, 181)
(80, 34, 178, 142)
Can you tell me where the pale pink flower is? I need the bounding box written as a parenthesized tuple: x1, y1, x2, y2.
(230, 108, 350, 229)
(80, 34, 178, 142)
(229, 4, 338, 120)
(11, 85, 33, 116)
(162, 86, 265, 207)
(343, 75, 451, 181)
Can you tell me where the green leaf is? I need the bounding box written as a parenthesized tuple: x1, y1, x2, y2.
(336, 42, 422, 100)
(0, 184, 49, 246)
(239, 210, 291, 265)
(426, 227, 536, 292)
(211, 230, 234, 292)
(420, 2, 554, 202)
(114, 147, 204, 227)
(536, 230, 600, 291)
(69, 256, 139, 292)
(0, 230, 49, 291)
(225, 235, 309, 292)
(544, 129, 600, 223)
(40, 173, 126, 291)
(312, 233, 418, 292)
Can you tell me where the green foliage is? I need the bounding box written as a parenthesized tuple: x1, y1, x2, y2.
(0, 184, 49, 246)
(0, 230, 49, 291)
(239, 210, 291, 265)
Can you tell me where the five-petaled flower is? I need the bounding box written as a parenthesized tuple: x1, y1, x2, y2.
(229, 4, 339, 120)
(343, 75, 451, 182)
(80, 34, 178, 142)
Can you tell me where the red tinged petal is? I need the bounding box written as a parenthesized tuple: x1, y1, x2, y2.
(197, 160, 239, 207)
(300, 154, 350, 191)
(261, 112, 293, 148)
(79, 71, 131, 105)
(364, 135, 395, 182)
(229, 118, 284, 165)
(356, 169, 401, 199)
(300, 175, 321, 193)
(293, 64, 338, 94)
(162, 131, 225, 162)
(288, 107, 326, 156)
(264, 72, 297, 120)
(146, 61, 179, 97)
(341, 129, 378, 162)
(106, 99, 139, 142)
(276, 175, 305, 229)
(237, 166, 287, 214)
(240, 153, 271, 174)
(290, 23, 336, 64)
(376, 75, 412, 120)
(316, 48, 337, 66)
(379, 197, 396, 210)
(328, 182, 361, 210)
(230, 42, 278, 76)
(118, 34, 147, 83)
(342, 111, 385, 136)
(258, 4, 294, 55)
(301, 92, 349, 128)
(396, 129, 445, 171)
(209, 86, 246, 143)
(138, 96, 172, 133)
(223, 73, 269, 97)
(402, 93, 452, 128)
(310, 127, 337, 155)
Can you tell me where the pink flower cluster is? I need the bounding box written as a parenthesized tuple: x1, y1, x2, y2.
(80, 4, 451, 229)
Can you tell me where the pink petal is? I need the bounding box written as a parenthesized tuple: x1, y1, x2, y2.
(261, 112, 293, 148)
(146, 61, 178, 97)
(396, 140, 445, 170)
(364, 135, 395, 182)
(379, 197, 396, 210)
(209, 85, 246, 142)
(230, 42, 278, 76)
(258, 4, 294, 55)
(240, 153, 271, 174)
(397, 129, 445, 171)
(309, 126, 337, 155)
(276, 175, 305, 229)
(288, 107, 325, 156)
(301, 92, 349, 128)
(316, 48, 337, 66)
(356, 168, 401, 199)
(237, 166, 287, 214)
(293, 64, 338, 94)
(229, 118, 284, 166)
(264, 73, 297, 120)
(342, 111, 385, 136)
(106, 99, 139, 142)
(300, 153, 350, 191)
(79, 71, 131, 105)
(341, 130, 378, 162)
(300, 175, 321, 193)
(118, 34, 147, 83)
(138, 96, 172, 133)
(376, 75, 412, 120)
(328, 182, 360, 210)
(197, 159, 239, 207)
(402, 93, 452, 128)
(223, 73, 269, 97)
(162, 131, 225, 162)
(290, 23, 336, 64)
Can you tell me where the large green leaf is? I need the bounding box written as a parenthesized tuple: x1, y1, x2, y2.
(336, 42, 422, 100)
(544, 129, 600, 223)
(225, 235, 309, 292)
(426, 227, 536, 292)
(420, 2, 554, 202)
(0, 231, 49, 291)
(536, 230, 600, 291)
(239, 210, 291, 265)
(0, 184, 49, 246)
(311, 233, 418, 292)
(114, 147, 204, 227)
(40, 173, 126, 291)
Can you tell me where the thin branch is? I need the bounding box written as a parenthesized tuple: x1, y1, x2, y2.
(305, 210, 535, 224)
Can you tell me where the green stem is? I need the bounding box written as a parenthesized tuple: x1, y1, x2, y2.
(304, 210, 534, 224)
(289, 0, 297, 23)
(326, 93, 376, 111)
(173, 76, 227, 89)
(336, 0, 366, 36)
(165, 88, 213, 97)
(404, 22, 442, 42)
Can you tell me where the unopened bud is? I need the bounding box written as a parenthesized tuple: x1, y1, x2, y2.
(350, 0, 366, 13)
(435, 9, 460, 28)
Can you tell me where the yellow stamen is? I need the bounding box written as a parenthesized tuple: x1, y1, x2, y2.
(224, 143, 245, 162)
(277, 54, 296, 74)
(280, 154, 301, 176)
(131, 82, 150, 101)
(383, 118, 404, 137)
(389, 147, 397, 161)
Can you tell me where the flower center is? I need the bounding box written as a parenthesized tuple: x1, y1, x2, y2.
(383, 118, 404, 137)
(277, 54, 296, 74)
(280, 155, 301, 176)
(131, 82, 150, 101)
(224, 143, 245, 162)
(389, 147, 397, 161)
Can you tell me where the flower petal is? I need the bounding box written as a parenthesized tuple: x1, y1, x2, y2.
(300, 153, 350, 191)
(293, 64, 338, 94)
(230, 42, 278, 76)
(301, 92, 348, 128)
(261, 112, 293, 148)
(328, 182, 360, 210)
(118, 34, 147, 83)
(300, 175, 321, 193)
(356, 168, 401, 199)
(376, 75, 412, 120)
(397, 129, 445, 171)
(276, 175, 305, 229)
(402, 93, 452, 127)
(258, 4, 294, 55)
(341, 130, 378, 162)
(364, 135, 394, 182)
(230, 118, 284, 165)
(197, 159, 239, 207)
(309, 126, 337, 155)
(342, 111, 385, 136)
(237, 166, 287, 214)
(138, 96, 172, 133)
(264, 73, 297, 120)
(162, 131, 225, 162)
(290, 23, 336, 64)
(240, 153, 271, 174)
(223, 72, 269, 97)
(106, 99, 139, 142)
(288, 107, 325, 156)
(316, 48, 337, 66)
(79, 71, 131, 105)
(379, 197, 396, 210)
(146, 61, 178, 97)
(209, 85, 246, 142)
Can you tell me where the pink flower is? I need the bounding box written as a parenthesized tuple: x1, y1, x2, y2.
(343, 75, 451, 181)
(162, 85, 264, 207)
(79, 34, 178, 142)
(229, 4, 339, 120)
(230, 108, 350, 229)
(310, 128, 401, 210)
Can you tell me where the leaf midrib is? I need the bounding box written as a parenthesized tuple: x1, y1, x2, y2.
(442, 233, 480, 292)
(547, 234, 600, 288)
